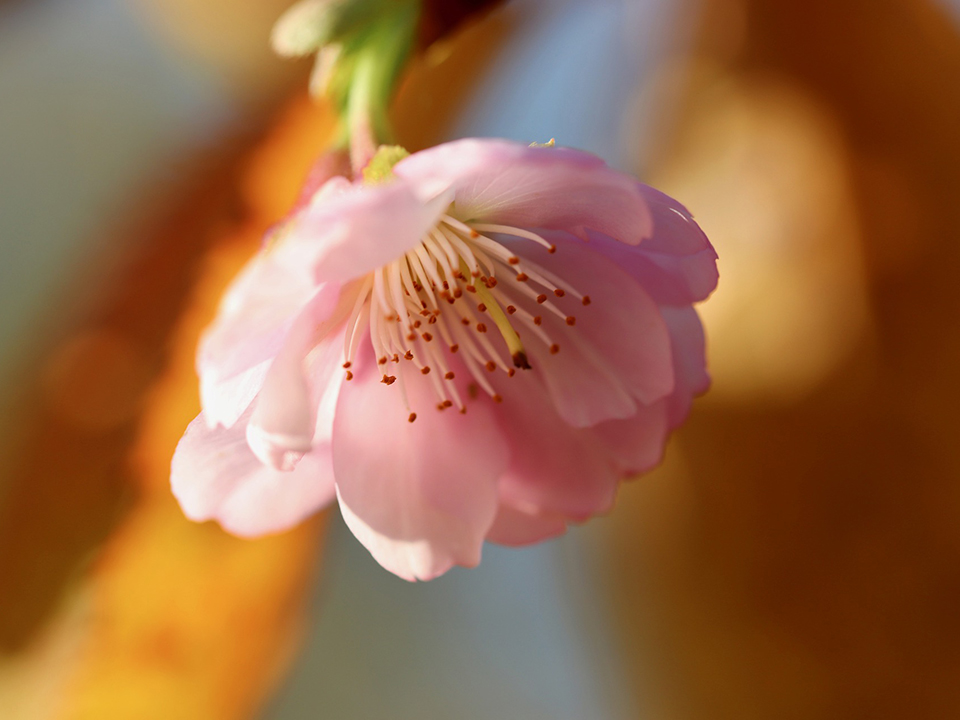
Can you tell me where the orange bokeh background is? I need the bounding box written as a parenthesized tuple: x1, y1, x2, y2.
(1, 1, 959, 718)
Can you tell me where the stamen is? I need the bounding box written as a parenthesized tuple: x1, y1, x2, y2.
(405, 251, 438, 308)
(345, 303, 370, 368)
(412, 242, 444, 289)
(470, 223, 557, 253)
(422, 232, 457, 284)
(509, 252, 588, 303)
(512, 351, 531, 369)
(356, 214, 589, 413)
(429, 227, 461, 271)
(438, 223, 484, 276)
(387, 261, 409, 327)
(343, 278, 373, 366)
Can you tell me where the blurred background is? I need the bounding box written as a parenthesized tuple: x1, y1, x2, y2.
(1, 0, 959, 718)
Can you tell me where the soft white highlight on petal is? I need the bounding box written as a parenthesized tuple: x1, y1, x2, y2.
(199, 360, 269, 431)
(171, 410, 336, 537)
(198, 258, 340, 429)
(245, 303, 324, 470)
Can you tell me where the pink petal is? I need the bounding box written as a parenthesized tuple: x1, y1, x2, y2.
(307, 330, 348, 447)
(491, 371, 620, 520)
(199, 361, 269, 431)
(198, 255, 341, 428)
(245, 311, 321, 471)
(515, 236, 675, 417)
(332, 349, 508, 581)
(523, 324, 637, 428)
(245, 359, 313, 471)
(660, 306, 710, 428)
(284, 178, 453, 284)
(395, 139, 653, 244)
(485, 504, 567, 547)
(246, 325, 348, 470)
(587, 186, 718, 304)
(171, 411, 336, 537)
(595, 399, 670, 475)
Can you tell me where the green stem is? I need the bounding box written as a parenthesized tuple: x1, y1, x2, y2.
(344, 2, 418, 173)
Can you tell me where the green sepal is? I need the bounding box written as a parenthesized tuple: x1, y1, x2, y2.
(362, 145, 411, 184)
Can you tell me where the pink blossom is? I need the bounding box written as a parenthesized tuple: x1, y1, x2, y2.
(171, 139, 718, 581)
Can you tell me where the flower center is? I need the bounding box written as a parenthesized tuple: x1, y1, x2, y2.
(340, 214, 591, 420)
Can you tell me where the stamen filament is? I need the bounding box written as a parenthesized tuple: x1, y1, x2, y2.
(345, 212, 590, 412)
(469, 223, 557, 252)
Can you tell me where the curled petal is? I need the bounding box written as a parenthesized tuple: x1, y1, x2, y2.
(171, 411, 336, 537)
(395, 138, 653, 243)
(199, 258, 341, 428)
(246, 321, 349, 469)
(246, 350, 314, 472)
(660, 305, 710, 428)
(589, 186, 718, 305)
(245, 309, 323, 471)
(308, 329, 348, 447)
(332, 350, 507, 581)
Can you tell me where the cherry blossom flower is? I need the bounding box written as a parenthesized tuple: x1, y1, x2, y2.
(171, 139, 718, 581)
